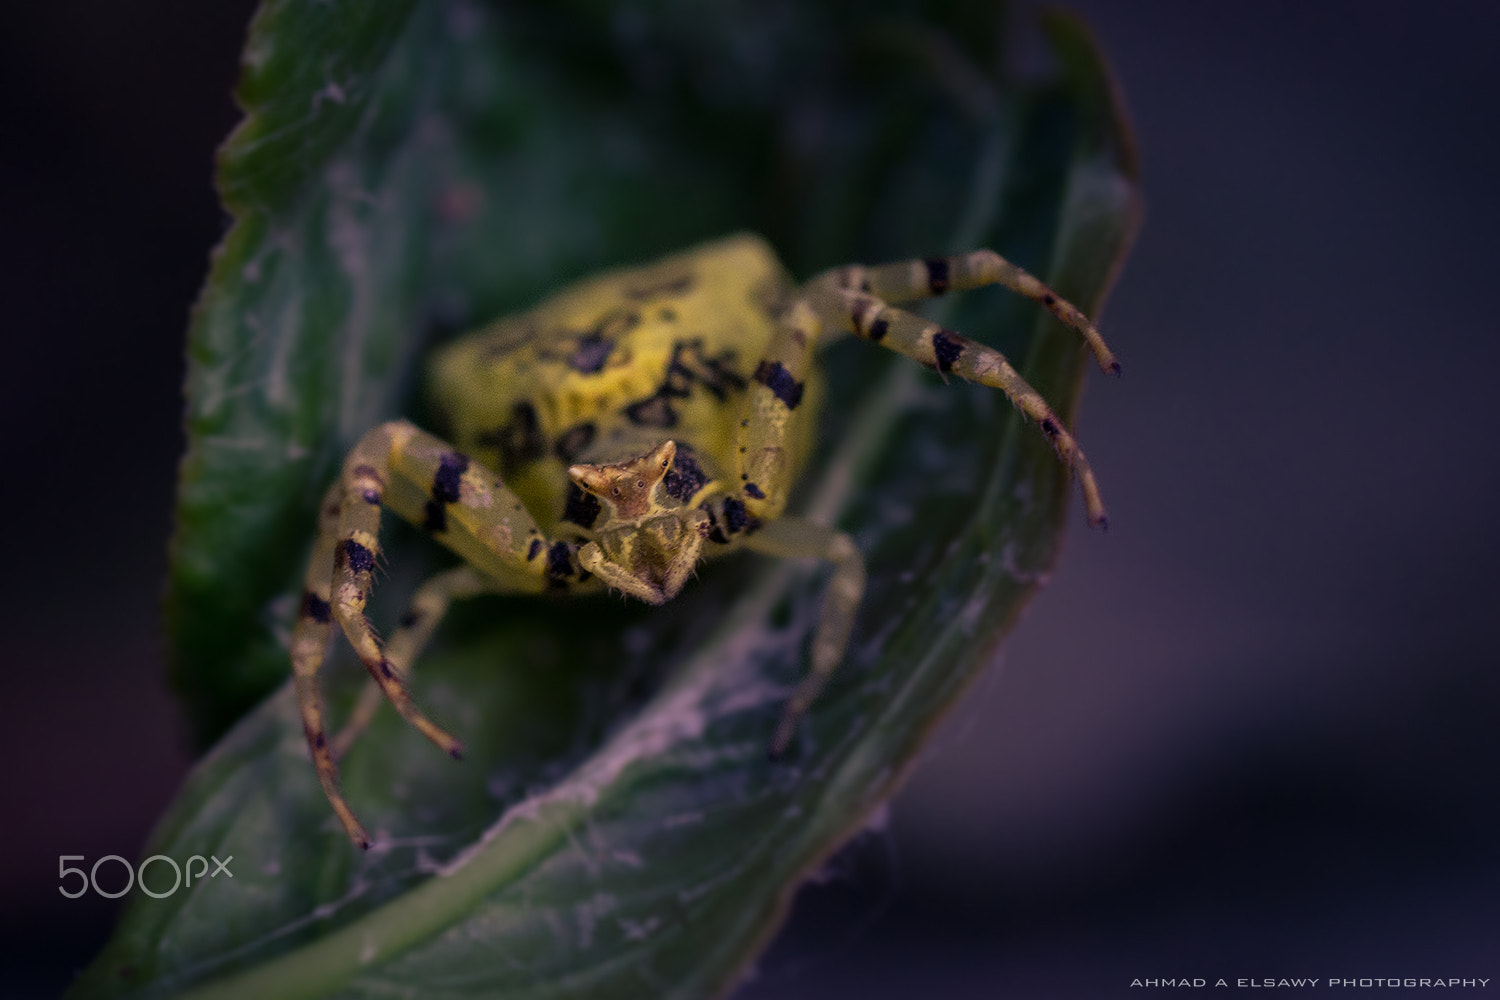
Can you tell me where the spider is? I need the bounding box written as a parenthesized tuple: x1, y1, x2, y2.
(290, 233, 1120, 848)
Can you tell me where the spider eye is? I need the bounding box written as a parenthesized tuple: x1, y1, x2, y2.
(612, 487, 621, 497)
(636, 479, 646, 489)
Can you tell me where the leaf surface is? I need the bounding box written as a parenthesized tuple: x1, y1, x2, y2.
(80, 4, 1139, 998)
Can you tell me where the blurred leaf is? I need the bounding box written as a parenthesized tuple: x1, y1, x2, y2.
(94, 2, 1140, 998)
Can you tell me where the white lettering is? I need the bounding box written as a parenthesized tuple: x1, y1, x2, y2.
(137, 855, 182, 899)
(1141, 973, 1484, 989)
(1326, 978, 1488, 988)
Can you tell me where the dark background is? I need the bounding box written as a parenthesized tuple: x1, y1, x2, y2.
(4, 1, 1498, 997)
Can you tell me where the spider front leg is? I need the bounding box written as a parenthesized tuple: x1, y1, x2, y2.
(329, 565, 490, 761)
(809, 270, 1114, 528)
(575, 506, 712, 606)
(292, 419, 591, 847)
(290, 484, 366, 844)
(732, 300, 867, 751)
(735, 297, 825, 522)
(324, 427, 473, 764)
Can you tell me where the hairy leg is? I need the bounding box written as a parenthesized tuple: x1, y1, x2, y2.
(330, 565, 492, 760)
(814, 285, 1110, 527)
(296, 420, 593, 847)
(815, 248, 1120, 374)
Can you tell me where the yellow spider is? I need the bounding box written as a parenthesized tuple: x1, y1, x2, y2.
(290, 233, 1120, 848)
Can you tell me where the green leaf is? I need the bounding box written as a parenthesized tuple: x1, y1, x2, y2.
(89, 3, 1139, 998)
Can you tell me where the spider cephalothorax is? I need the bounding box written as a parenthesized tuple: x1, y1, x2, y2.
(290, 234, 1119, 848)
(566, 439, 713, 605)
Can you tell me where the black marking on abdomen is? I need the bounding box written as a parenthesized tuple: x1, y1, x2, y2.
(569, 332, 614, 373)
(664, 445, 709, 502)
(625, 395, 677, 428)
(476, 402, 545, 476)
(527, 538, 543, 561)
(302, 591, 332, 624)
(868, 317, 889, 342)
(562, 483, 602, 529)
(623, 272, 696, 300)
(668, 338, 745, 400)
(753, 360, 804, 410)
(554, 422, 596, 462)
(744, 482, 765, 500)
(626, 339, 746, 427)
(564, 309, 639, 373)
(931, 329, 965, 373)
(924, 257, 950, 295)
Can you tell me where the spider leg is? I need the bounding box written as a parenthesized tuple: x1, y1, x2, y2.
(331, 426, 471, 764)
(576, 541, 665, 604)
(813, 285, 1110, 528)
(734, 298, 825, 522)
(731, 301, 865, 752)
(741, 517, 866, 755)
(297, 419, 594, 847)
(291, 484, 367, 845)
(651, 507, 712, 598)
(814, 249, 1120, 374)
(575, 507, 711, 605)
(329, 565, 491, 761)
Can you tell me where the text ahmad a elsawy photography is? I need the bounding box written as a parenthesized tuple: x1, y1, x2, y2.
(1131, 979, 1490, 990)
(59, 854, 233, 899)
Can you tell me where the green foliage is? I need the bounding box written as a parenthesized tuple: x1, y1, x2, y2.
(81, 2, 1139, 997)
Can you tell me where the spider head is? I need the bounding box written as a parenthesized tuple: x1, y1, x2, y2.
(568, 439, 710, 602)
(567, 439, 682, 528)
